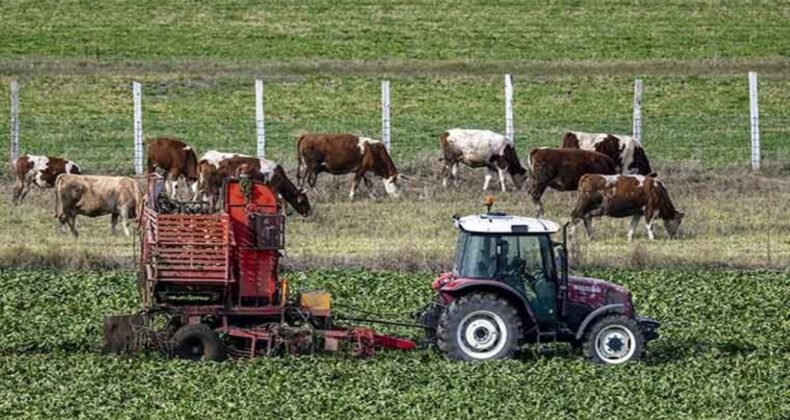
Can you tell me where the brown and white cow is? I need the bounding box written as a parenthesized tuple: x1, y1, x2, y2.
(200, 156, 311, 216)
(527, 148, 617, 217)
(439, 129, 527, 192)
(570, 173, 684, 241)
(296, 133, 405, 199)
(55, 174, 143, 237)
(147, 136, 198, 200)
(561, 131, 652, 175)
(12, 154, 81, 205)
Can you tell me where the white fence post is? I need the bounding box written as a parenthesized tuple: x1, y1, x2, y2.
(504, 74, 514, 143)
(632, 79, 643, 143)
(133, 81, 143, 176)
(10, 80, 19, 168)
(749, 71, 760, 172)
(255, 79, 266, 159)
(381, 80, 391, 151)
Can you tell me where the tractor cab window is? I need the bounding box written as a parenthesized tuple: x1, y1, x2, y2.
(453, 232, 497, 278)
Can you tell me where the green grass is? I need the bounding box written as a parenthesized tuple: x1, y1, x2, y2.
(1, 0, 788, 61)
(0, 268, 787, 418)
(1, 73, 789, 175)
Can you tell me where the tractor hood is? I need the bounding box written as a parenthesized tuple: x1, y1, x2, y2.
(567, 275, 634, 314)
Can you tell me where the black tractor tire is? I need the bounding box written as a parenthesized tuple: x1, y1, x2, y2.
(437, 293, 522, 361)
(582, 315, 645, 365)
(172, 324, 226, 362)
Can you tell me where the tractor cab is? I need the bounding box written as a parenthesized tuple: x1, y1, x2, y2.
(421, 200, 660, 365)
(451, 213, 561, 322)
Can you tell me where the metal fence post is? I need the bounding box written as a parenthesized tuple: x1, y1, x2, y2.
(133, 81, 143, 176)
(632, 79, 643, 143)
(504, 74, 514, 143)
(381, 80, 391, 151)
(255, 79, 266, 159)
(9, 80, 19, 168)
(749, 72, 760, 172)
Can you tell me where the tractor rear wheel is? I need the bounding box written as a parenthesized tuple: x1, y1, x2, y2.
(172, 324, 226, 362)
(582, 315, 644, 365)
(437, 293, 522, 361)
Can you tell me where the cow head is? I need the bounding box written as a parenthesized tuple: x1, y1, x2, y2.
(290, 188, 312, 217)
(663, 210, 685, 239)
(383, 174, 408, 198)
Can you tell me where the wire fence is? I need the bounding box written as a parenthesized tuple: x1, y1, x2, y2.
(2, 74, 789, 176)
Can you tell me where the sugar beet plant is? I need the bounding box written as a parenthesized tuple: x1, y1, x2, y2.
(0, 268, 788, 418)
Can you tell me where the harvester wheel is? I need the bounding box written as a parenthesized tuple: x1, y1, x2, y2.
(582, 315, 644, 365)
(437, 293, 522, 361)
(172, 324, 226, 362)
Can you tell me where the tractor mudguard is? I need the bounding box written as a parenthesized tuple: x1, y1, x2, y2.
(574, 303, 626, 340)
(439, 280, 538, 328)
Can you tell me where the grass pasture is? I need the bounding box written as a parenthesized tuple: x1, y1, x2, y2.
(0, 268, 787, 418)
(2, 160, 789, 270)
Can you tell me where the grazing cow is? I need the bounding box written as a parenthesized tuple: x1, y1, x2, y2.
(527, 148, 617, 217)
(55, 174, 143, 237)
(147, 136, 198, 199)
(296, 133, 405, 199)
(12, 154, 81, 205)
(200, 156, 310, 216)
(439, 129, 527, 192)
(571, 173, 684, 241)
(561, 131, 652, 175)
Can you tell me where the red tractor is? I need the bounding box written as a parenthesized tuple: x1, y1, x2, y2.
(103, 174, 414, 360)
(419, 204, 660, 364)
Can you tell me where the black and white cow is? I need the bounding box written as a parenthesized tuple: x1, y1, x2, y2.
(561, 131, 652, 175)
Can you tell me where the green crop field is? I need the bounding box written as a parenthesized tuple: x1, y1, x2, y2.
(0, 269, 788, 418)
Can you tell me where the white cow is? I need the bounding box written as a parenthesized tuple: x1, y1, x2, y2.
(439, 129, 527, 191)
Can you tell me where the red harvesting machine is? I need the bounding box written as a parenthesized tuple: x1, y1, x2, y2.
(103, 174, 415, 360)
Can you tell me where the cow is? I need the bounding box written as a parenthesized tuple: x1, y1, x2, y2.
(197, 150, 253, 199)
(527, 148, 617, 217)
(561, 131, 652, 175)
(54, 174, 143, 237)
(570, 173, 684, 241)
(146, 136, 198, 200)
(12, 154, 81, 205)
(295, 133, 405, 199)
(439, 129, 527, 192)
(200, 156, 311, 216)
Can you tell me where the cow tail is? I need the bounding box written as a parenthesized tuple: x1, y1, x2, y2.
(54, 174, 66, 218)
(295, 135, 305, 185)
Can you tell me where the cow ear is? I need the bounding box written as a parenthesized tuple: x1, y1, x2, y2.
(647, 172, 658, 178)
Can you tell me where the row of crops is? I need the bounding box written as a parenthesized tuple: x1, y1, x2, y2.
(0, 268, 787, 418)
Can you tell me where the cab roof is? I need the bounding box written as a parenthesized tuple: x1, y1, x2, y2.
(455, 212, 560, 234)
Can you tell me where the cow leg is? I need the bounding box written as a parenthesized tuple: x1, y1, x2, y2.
(441, 162, 450, 188)
(483, 168, 495, 191)
(189, 180, 199, 201)
(120, 206, 132, 237)
(529, 182, 548, 217)
(349, 174, 363, 200)
(497, 167, 507, 192)
(66, 215, 79, 238)
(12, 180, 28, 205)
(644, 214, 657, 240)
(627, 214, 641, 242)
(110, 213, 119, 236)
(363, 175, 375, 198)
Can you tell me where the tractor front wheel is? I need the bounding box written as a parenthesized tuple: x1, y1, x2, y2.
(582, 315, 644, 365)
(172, 324, 226, 362)
(437, 293, 522, 361)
